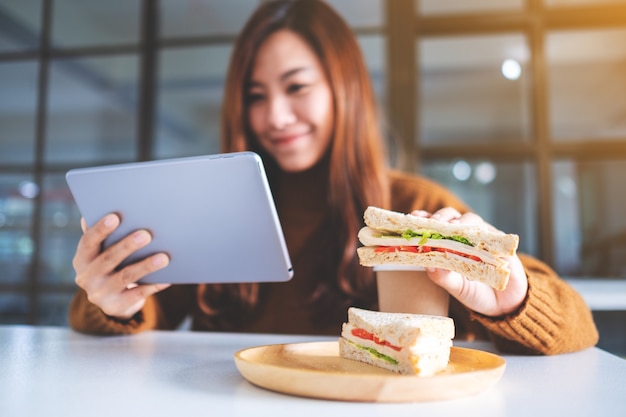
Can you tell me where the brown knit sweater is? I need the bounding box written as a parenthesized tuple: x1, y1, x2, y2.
(68, 167, 598, 355)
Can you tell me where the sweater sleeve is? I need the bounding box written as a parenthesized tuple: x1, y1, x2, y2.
(68, 289, 161, 335)
(469, 253, 599, 355)
(68, 285, 195, 335)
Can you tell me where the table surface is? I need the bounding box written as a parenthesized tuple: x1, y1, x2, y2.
(1, 325, 625, 417)
(566, 278, 626, 310)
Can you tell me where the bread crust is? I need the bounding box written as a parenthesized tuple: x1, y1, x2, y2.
(363, 206, 519, 256)
(347, 306, 455, 343)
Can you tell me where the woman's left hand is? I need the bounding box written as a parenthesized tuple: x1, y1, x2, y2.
(411, 207, 528, 317)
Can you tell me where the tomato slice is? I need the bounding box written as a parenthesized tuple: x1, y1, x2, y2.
(374, 245, 482, 262)
(351, 328, 402, 351)
(374, 245, 418, 253)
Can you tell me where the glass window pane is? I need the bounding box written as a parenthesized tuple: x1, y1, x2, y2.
(45, 55, 138, 164)
(52, 0, 140, 48)
(547, 28, 626, 141)
(159, 0, 258, 38)
(545, 0, 626, 6)
(0, 174, 34, 285)
(0, 61, 38, 164)
(419, 34, 532, 145)
(553, 159, 626, 278)
(0, 293, 28, 324)
(326, 0, 383, 27)
(418, 0, 523, 15)
(39, 174, 82, 285)
(155, 46, 230, 159)
(37, 293, 74, 326)
(359, 35, 386, 109)
(421, 159, 538, 256)
(159, 0, 384, 39)
(0, 0, 41, 52)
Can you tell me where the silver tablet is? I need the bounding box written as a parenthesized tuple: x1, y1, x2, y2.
(65, 152, 293, 284)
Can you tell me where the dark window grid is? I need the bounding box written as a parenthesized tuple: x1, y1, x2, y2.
(1, 0, 625, 324)
(27, 0, 53, 324)
(411, 2, 626, 267)
(0, 0, 389, 324)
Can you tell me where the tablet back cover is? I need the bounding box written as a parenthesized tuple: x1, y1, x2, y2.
(66, 152, 293, 284)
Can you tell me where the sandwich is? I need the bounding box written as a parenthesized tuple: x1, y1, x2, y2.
(339, 307, 455, 376)
(356, 206, 519, 291)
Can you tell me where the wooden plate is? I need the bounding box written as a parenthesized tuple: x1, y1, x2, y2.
(234, 341, 505, 402)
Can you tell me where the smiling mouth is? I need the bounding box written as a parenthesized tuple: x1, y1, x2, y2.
(271, 133, 308, 146)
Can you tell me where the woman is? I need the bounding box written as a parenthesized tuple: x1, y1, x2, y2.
(69, 0, 598, 355)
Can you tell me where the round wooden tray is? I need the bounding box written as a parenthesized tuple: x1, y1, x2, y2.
(234, 341, 506, 402)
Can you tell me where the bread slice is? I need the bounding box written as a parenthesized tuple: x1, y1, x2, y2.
(363, 206, 518, 256)
(339, 307, 454, 376)
(357, 246, 510, 290)
(338, 337, 451, 376)
(345, 305, 454, 342)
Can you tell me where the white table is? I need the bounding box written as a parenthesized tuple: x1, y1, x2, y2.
(566, 278, 626, 311)
(1, 325, 625, 417)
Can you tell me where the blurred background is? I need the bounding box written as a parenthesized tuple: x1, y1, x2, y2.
(0, 0, 625, 355)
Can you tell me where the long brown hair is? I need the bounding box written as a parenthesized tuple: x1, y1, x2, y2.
(199, 0, 390, 326)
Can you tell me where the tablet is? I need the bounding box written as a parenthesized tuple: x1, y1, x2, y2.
(65, 152, 293, 284)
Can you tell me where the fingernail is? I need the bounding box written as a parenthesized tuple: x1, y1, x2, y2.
(152, 254, 169, 267)
(104, 214, 117, 228)
(134, 231, 150, 244)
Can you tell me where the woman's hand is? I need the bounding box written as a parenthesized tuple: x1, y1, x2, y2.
(72, 213, 171, 320)
(411, 207, 528, 317)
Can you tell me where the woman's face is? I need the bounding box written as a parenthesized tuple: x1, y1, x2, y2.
(247, 30, 334, 173)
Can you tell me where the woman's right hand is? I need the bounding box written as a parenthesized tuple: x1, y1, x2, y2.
(72, 213, 171, 320)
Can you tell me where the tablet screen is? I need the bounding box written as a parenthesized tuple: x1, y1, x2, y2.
(66, 152, 293, 284)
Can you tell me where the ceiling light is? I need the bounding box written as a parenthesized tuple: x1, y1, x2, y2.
(501, 59, 521, 80)
(475, 162, 497, 184)
(452, 160, 471, 181)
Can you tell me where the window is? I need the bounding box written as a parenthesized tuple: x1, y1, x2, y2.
(0, 61, 38, 164)
(422, 159, 538, 256)
(547, 28, 626, 141)
(155, 46, 229, 159)
(419, 34, 532, 145)
(406, 0, 626, 280)
(418, 0, 523, 15)
(0, 0, 386, 325)
(0, 0, 625, 331)
(46, 55, 140, 164)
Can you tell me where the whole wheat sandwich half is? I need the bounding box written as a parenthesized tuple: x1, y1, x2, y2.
(357, 206, 519, 291)
(339, 307, 455, 376)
